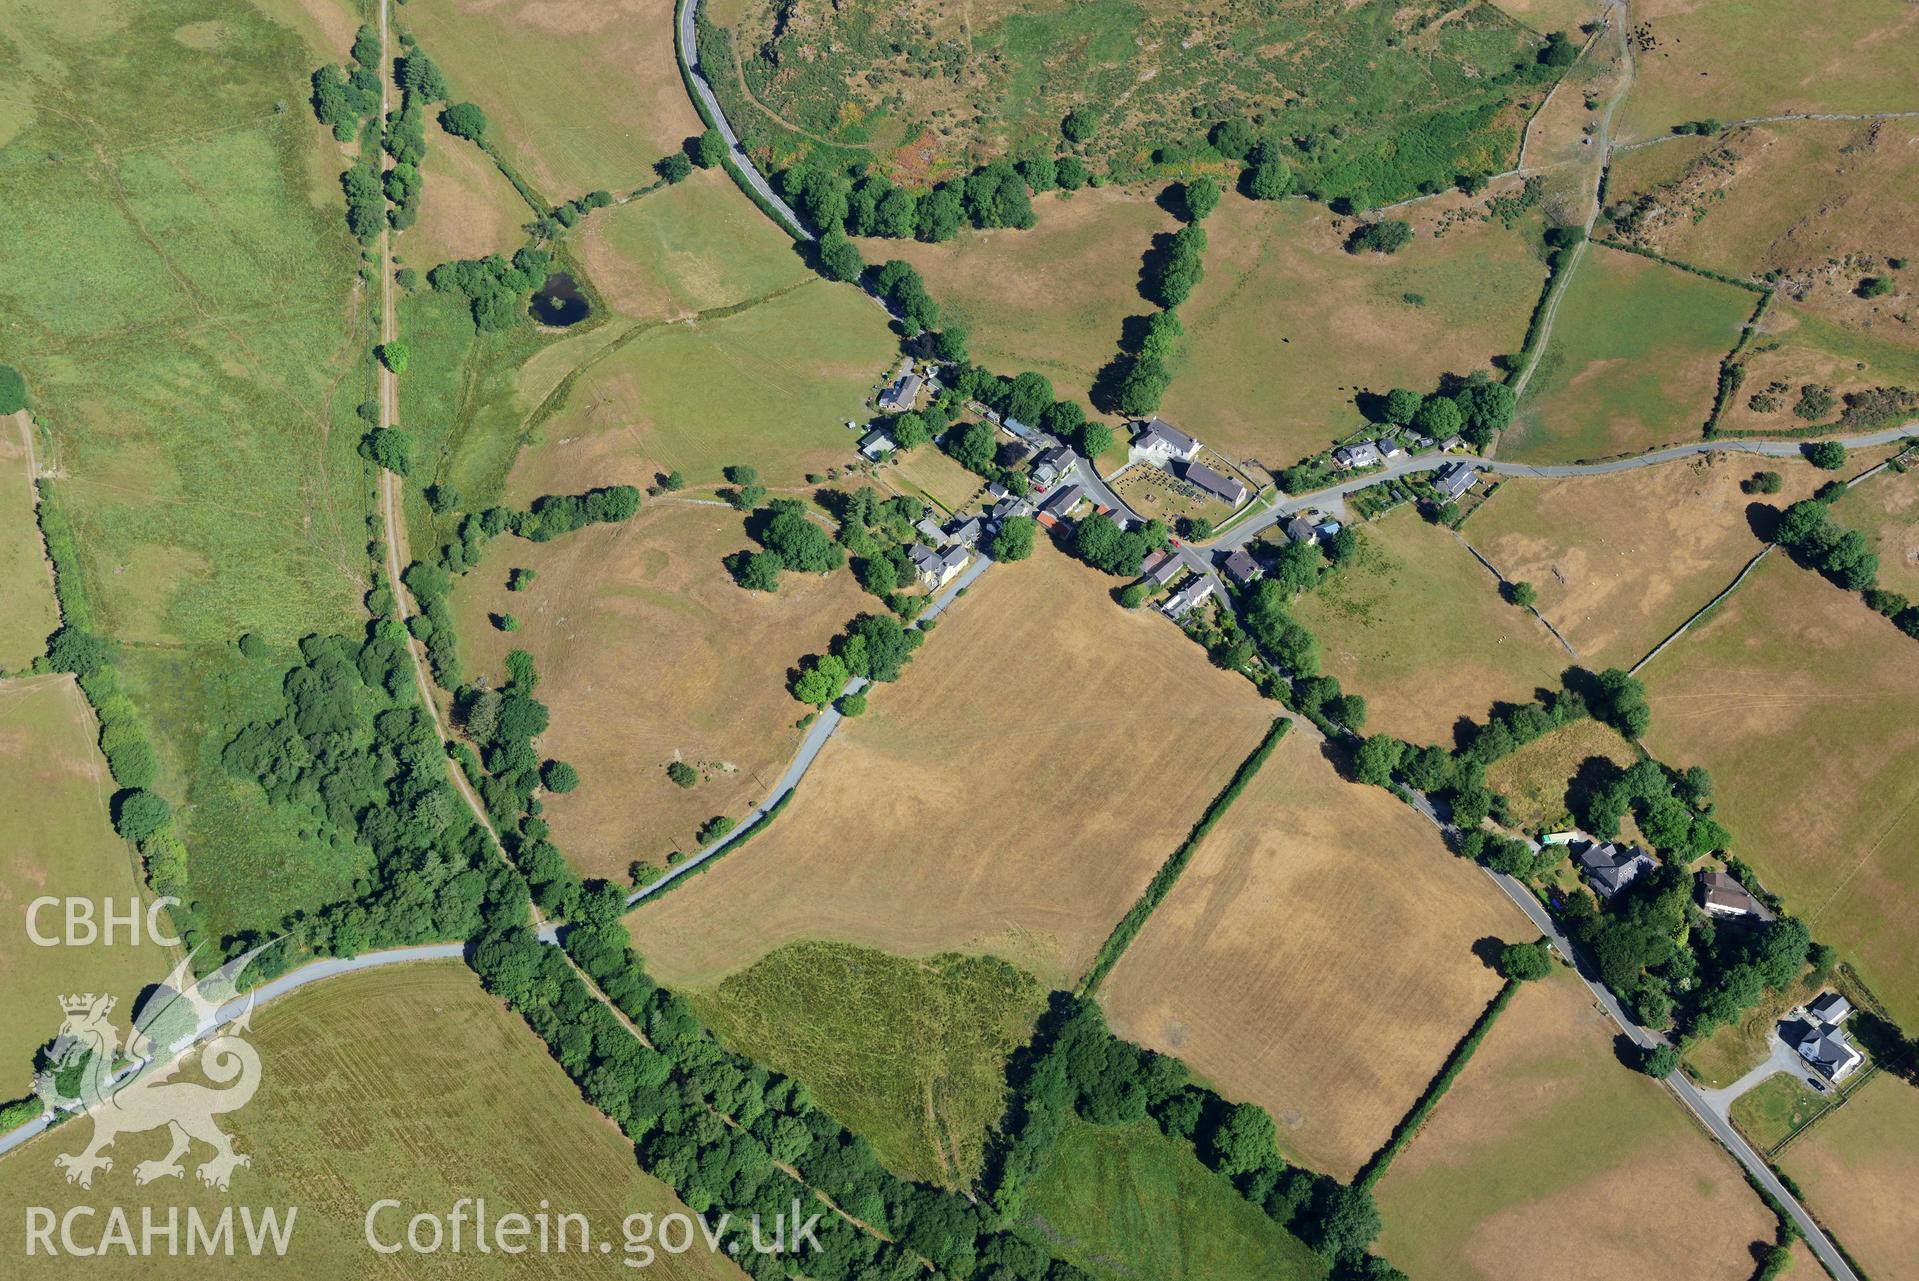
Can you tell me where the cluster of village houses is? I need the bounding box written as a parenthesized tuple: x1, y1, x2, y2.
(853, 361, 1499, 627)
(860, 364, 1870, 1088)
(1574, 839, 1864, 1083)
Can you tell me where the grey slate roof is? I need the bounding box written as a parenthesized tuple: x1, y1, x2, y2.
(1132, 416, 1199, 458)
(1220, 550, 1261, 585)
(1808, 992, 1852, 1025)
(879, 373, 923, 412)
(1579, 841, 1655, 898)
(1334, 442, 1382, 468)
(1183, 461, 1248, 505)
(1433, 461, 1479, 501)
(1041, 483, 1086, 516)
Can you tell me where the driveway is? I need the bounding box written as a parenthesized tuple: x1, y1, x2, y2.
(1695, 1029, 1827, 1119)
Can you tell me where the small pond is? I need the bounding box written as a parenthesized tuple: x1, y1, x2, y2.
(529, 272, 590, 327)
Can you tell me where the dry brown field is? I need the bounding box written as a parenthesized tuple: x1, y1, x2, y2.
(626, 543, 1274, 989)
(1466, 452, 1852, 669)
(575, 170, 813, 324)
(1100, 728, 1528, 1178)
(403, 132, 534, 266)
(1780, 1071, 1919, 1281)
(1484, 717, 1639, 831)
(0, 413, 58, 669)
(451, 500, 869, 876)
(1375, 969, 1776, 1280)
(400, 0, 699, 200)
(0, 961, 745, 1280)
(852, 186, 1179, 411)
(1608, 121, 1919, 283)
(1720, 303, 1919, 436)
(1640, 552, 1919, 1029)
(1615, 0, 1919, 145)
(1163, 199, 1546, 474)
(1291, 507, 1569, 748)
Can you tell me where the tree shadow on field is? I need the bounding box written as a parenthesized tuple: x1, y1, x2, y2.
(1314, 731, 1359, 782)
(1470, 936, 1508, 972)
(1609, 1033, 1644, 1072)
(1745, 500, 1784, 544)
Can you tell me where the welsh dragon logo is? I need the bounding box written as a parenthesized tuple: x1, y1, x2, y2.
(34, 942, 275, 1192)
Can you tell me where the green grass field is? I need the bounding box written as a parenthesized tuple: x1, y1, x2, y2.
(1484, 717, 1639, 831)
(398, 0, 699, 203)
(689, 941, 1046, 1188)
(851, 186, 1179, 411)
(0, 961, 747, 1279)
(0, 676, 177, 1096)
(1778, 1071, 1919, 1280)
(508, 277, 896, 496)
(579, 171, 813, 323)
(1024, 1117, 1327, 1281)
(1166, 199, 1548, 471)
(1290, 508, 1570, 747)
(0, 416, 58, 669)
(0, 0, 382, 944)
(1505, 246, 1758, 462)
(1728, 1072, 1832, 1152)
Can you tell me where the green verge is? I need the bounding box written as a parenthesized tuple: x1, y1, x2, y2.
(673, 0, 807, 242)
(1078, 715, 1291, 996)
(627, 786, 795, 905)
(1353, 976, 1520, 1190)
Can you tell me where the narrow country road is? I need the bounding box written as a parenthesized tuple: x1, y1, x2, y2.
(0, 943, 466, 1162)
(625, 550, 993, 908)
(674, 0, 809, 238)
(1398, 790, 1860, 1281)
(1207, 422, 1919, 554)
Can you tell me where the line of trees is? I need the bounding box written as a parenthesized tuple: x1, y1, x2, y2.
(985, 994, 1401, 1278)
(788, 613, 924, 707)
(780, 156, 1065, 246)
(469, 904, 1090, 1281)
(1773, 492, 1919, 641)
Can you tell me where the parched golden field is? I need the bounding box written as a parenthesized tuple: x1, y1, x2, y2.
(451, 500, 869, 876)
(399, 0, 699, 200)
(1779, 1072, 1919, 1281)
(1100, 728, 1527, 1178)
(0, 414, 59, 669)
(1606, 121, 1919, 284)
(851, 186, 1180, 411)
(404, 133, 535, 267)
(1292, 507, 1570, 748)
(1164, 200, 1547, 473)
(0, 676, 177, 1097)
(1718, 304, 1919, 437)
(1465, 452, 1852, 669)
(0, 961, 746, 1280)
(1616, 0, 1919, 145)
(1374, 970, 1776, 1280)
(575, 171, 813, 324)
(1484, 717, 1639, 831)
(627, 543, 1274, 990)
(1639, 549, 1919, 1029)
